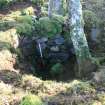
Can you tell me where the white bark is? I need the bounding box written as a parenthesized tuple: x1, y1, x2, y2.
(54, 0, 62, 14)
(48, 0, 62, 17)
(68, 0, 92, 77)
(48, 0, 53, 17)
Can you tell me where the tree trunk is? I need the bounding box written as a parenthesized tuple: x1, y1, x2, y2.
(48, 0, 63, 17)
(68, 0, 94, 77)
(53, 0, 62, 14)
(48, 0, 53, 18)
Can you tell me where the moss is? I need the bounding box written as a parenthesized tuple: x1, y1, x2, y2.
(15, 16, 33, 25)
(0, 16, 33, 37)
(20, 94, 43, 105)
(1, 15, 64, 38)
(50, 63, 63, 75)
(0, 0, 12, 9)
(16, 16, 33, 37)
(39, 17, 57, 37)
(0, 41, 13, 51)
(83, 10, 100, 28)
(52, 14, 65, 24)
(16, 23, 32, 37)
(31, 0, 44, 5)
(38, 17, 62, 38)
(0, 20, 16, 31)
(91, 57, 100, 66)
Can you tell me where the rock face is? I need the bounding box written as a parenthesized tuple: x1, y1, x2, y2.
(21, 35, 74, 61)
(20, 35, 75, 74)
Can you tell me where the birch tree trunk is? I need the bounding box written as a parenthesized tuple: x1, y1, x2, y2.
(48, 0, 63, 17)
(53, 0, 62, 14)
(48, 0, 53, 18)
(68, 0, 93, 77)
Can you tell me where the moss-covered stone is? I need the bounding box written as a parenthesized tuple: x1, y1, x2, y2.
(16, 16, 33, 37)
(0, 0, 12, 9)
(15, 16, 33, 25)
(0, 20, 16, 31)
(50, 63, 63, 75)
(38, 17, 62, 38)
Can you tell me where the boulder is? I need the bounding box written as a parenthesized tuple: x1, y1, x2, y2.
(54, 35, 65, 45)
(48, 53, 69, 62)
(50, 46, 59, 52)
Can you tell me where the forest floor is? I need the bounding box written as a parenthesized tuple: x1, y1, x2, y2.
(0, 67, 105, 105)
(0, 2, 105, 105)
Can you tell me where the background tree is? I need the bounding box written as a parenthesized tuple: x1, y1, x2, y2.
(48, 0, 64, 17)
(48, 0, 53, 17)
